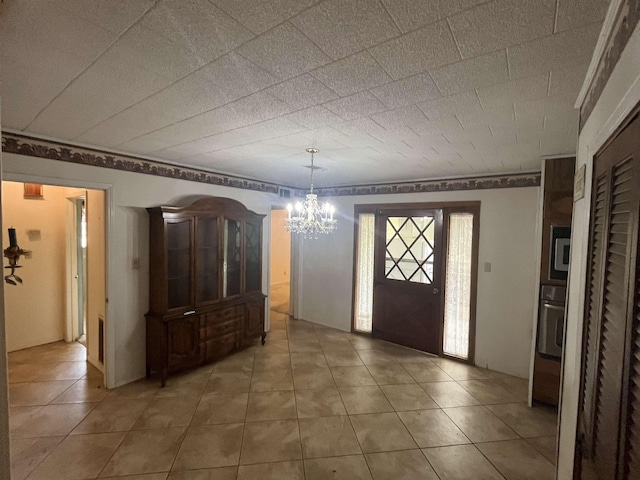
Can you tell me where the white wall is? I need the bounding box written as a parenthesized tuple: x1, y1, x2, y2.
(2, 181, 67, 351)
(270, 209, 291, 286)
(557, 22, 640, 479)
(2, 153, 278, 388)
(298, 186, 540, 379)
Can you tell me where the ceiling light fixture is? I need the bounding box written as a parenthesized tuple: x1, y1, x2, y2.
(285, 148, 337, 238)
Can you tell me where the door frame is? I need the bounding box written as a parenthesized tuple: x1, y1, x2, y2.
(2, 172, 112, 388)
(65, 194, 87, 343)
(266, 205, 296, 329)
(351, 201, 480, 363)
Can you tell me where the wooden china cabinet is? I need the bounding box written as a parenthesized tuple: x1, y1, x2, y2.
(145, 197, 266, 386)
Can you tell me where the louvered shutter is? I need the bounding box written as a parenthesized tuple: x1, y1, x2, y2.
(581, 174, 609, 453)
(625, 266, 640, 477)
(593, 160, 634, 479)
(578, 109, 640, 480)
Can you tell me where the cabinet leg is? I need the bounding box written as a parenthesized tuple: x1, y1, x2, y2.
(261, 333, 267, 345)
(160, 369, 167, 388)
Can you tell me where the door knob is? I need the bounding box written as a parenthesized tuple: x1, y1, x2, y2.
(432, 288, 439, 294)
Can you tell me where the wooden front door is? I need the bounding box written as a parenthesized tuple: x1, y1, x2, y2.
(372, 209, 443, 354)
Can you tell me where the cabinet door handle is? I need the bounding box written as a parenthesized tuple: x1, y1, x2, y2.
(183, 310, 196, 316)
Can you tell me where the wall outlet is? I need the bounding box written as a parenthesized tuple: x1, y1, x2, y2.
(131, 258, 140, 270)
(484, 262, 492, 273)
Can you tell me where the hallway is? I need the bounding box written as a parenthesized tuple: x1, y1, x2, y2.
(8, 314, 557, 479)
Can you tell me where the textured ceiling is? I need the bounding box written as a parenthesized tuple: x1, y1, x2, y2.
(0, 0, 609, 188)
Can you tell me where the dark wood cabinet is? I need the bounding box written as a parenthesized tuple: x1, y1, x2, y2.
(145, 197, 266, 386)
(532, 157, 575, 406)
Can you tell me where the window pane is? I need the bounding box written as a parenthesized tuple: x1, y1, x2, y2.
(354, 213, 375, 332)
(223, 219, 241, 297)
(443, 213, 473, 359)
(385, 216, 434, 284)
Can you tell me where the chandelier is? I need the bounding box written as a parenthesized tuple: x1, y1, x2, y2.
(285, 148, 337, 238)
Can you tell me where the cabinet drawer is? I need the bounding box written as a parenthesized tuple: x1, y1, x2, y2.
(201, 317, 241, 340)
(203, 331, 240, 361)
(201, 305, 242, 325)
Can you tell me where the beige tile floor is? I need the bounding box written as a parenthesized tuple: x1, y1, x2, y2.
(8, 312, 558, 480)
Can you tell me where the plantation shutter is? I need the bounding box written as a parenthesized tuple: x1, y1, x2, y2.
(579, 109, 640, 480)
(593, 160, 633, 479)
(625, 268, 640, 477)
(581, 174, 608, 453)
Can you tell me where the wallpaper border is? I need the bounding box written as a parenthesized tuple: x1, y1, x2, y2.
(1, 133, 281, 194)
(2, 132, 540, 197)
(313, 173, 540, 197)
(580, 0, 640, 128)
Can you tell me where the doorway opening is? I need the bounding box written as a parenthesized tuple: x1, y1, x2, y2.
(70, 196, 87, 345)
(352, 202, 479, 362)
(2, 181, 107, 385)
(269, 209, 291, 316)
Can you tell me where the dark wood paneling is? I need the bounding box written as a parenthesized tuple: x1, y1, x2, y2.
(533, 157, 575, 406)
(541, 157, 575, 285)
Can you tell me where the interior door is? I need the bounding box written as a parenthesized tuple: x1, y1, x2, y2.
(372, 209, 443, 354)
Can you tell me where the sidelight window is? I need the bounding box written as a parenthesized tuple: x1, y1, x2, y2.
(443, 213, 474, 359)
(354, 213, 375, 332)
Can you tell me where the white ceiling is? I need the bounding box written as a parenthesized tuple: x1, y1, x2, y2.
(0, 0, 609, 188)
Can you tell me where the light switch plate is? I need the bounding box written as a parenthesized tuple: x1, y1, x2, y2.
(484, 262, 491, 273)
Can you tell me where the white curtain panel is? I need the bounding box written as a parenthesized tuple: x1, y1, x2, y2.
(443, 213, 473, 359)
(354, 213, 375, 332)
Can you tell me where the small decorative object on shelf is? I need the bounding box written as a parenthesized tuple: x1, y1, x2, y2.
(4, 227, 30, 285)
(284, 148, 337, 238)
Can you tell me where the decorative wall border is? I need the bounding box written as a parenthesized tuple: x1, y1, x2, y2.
(314, 172, 541, 197)
(1, 132, 281, 194)
(580, 0, 640, 129)
(2, 132, 540, 197)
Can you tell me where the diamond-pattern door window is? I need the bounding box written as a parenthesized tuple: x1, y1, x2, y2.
(385, 216, 435, 284)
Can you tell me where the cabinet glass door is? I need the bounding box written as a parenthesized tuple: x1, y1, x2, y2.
(166, 220, 192, 310)
(196, 216, 219, 304)
(223, 218, 241, 297)
(245, 221, 261, 293)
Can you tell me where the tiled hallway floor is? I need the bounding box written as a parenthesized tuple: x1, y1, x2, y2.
(8, 312, 558, 480)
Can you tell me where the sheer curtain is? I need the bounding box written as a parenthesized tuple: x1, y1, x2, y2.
(354, 213, 375, 332)
(443, 213, 473, 358)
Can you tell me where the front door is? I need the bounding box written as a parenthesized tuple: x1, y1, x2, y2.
(372, 209, 443, 354)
